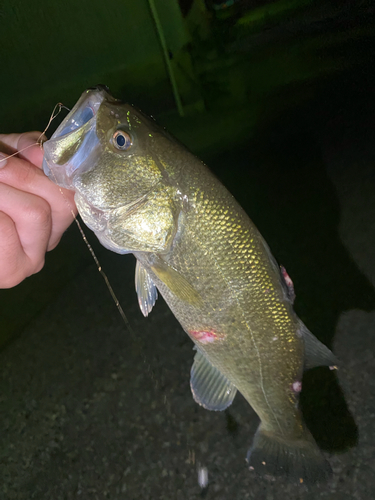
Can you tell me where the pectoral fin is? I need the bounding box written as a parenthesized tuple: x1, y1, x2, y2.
(151, 259, 202, 307)
(190, 349, 237, 411)
(300, 321, 338, 370)
(135, 260, 158, 317)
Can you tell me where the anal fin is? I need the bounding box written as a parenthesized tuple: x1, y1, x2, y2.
(299, 321, 338, 370)
(190, 349, 237, 411)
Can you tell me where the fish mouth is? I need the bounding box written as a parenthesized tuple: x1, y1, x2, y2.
(42, 86, 116, 189)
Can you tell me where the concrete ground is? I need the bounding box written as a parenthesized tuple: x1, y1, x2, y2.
(1, 9, 375, 500)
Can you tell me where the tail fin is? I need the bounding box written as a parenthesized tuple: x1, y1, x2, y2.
(246, 425, 332, 484)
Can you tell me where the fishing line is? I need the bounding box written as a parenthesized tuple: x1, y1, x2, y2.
(0, 103, 70, 166)
(63, 201, 136, 337)
(37, 102, 71, 146)
(41, 103, 137, 338)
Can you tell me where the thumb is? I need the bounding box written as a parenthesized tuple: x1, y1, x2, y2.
(18, 132, 46, 168)
(0, 132, 46, 169)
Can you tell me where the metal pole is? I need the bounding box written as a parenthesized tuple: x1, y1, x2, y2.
(148, 0, 185, 117)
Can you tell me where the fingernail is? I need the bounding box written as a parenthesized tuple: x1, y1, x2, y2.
(0, 152, 8, 168)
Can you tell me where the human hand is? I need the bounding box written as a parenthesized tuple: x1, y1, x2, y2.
(0, 132, 77, 288)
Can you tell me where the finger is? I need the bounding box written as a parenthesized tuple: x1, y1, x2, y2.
(0, 132, 45, 168)
(0, 152, 8, 169)
(18, 132, 46, 167)
(0, 183, 51, 261)
(0, 184, 51, 286)
(0, 211, 29, 288)
(0, 155, 76, 249)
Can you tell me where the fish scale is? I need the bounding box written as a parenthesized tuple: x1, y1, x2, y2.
(150, 178, 301, 431)
(43, 85, 337, 483)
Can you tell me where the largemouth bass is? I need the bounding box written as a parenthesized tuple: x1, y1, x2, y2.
(43, 85, 337, 483)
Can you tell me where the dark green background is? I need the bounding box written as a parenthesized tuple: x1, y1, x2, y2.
(1, 0, 374, 349)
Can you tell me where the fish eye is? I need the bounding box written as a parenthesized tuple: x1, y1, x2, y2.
(113, 130, 132, 151)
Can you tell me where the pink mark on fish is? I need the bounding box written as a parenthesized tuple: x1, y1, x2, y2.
(292, 381, 302, 393)
(189, 329, 223, 344)
(281, 265, 296, 302)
